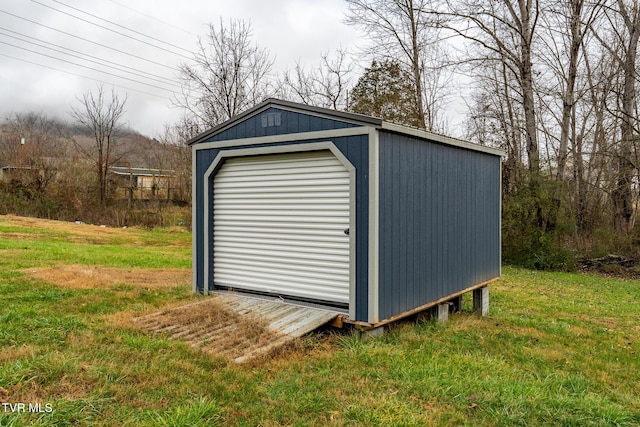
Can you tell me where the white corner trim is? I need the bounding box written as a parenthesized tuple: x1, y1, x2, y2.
(367, 128, 380, 323)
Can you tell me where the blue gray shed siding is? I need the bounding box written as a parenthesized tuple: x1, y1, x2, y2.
(377, 131, 501, 321)
(203, 107, 359, 141)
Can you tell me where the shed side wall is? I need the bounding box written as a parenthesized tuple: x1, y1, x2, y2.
(378, 131, 501, 320)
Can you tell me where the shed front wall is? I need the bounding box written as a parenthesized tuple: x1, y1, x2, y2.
(377, 131, 501, 321)
(193, 134, 370, 321)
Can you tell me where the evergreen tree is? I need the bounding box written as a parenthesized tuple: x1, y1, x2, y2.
(349, 60, 422, 128)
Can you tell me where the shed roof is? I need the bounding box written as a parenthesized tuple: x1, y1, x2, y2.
(110, 166, 174, 177)
(189, 98, 505, 157)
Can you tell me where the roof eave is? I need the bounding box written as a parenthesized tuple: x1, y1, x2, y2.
(380, 122, 506, 157)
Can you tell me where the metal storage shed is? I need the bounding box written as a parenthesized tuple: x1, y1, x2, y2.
(190, 98, 503, 328)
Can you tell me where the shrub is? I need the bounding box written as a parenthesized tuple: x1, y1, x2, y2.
(502, 173, 577, 270)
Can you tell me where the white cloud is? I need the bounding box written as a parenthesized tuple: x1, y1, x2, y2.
(0, 0, 359, 135)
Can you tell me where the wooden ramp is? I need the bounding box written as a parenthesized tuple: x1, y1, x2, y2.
(132, 293, 339, 363)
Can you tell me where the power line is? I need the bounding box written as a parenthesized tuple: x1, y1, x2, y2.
(0, 40, 178, 94)
(30, 0, 192, 60)
(0, 9, 180, 71)
(0, 52, 173, 101)
(51, 0, 193, 54)
(105, 0, 198, 38)
(0, 28, 182, 90)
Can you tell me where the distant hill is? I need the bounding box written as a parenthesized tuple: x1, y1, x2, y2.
(0, 117, 181, 170)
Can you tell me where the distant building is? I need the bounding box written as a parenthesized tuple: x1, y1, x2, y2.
(0, 161, 58, 189)
(0, 165, 36, 182)
(110, 166, 176, 200)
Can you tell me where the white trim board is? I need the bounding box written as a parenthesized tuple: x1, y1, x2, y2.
(193, 127, 371, 151)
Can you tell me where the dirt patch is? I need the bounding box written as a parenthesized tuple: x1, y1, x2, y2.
(130, 298, 283, 362)
(24, 265, 190, 290)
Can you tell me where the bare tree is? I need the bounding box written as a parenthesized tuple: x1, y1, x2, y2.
(540, 0, 596, 181)
(535, 0, 603, 230)
(158, 119, 194, 204)
(345, 0, 445, 130)
(70, 85, 127, 207)
(280, 48, 354, 110)
(611, 0, 640, 234)
(585, 0, 640, 234)
(464, 58, 527, 193)
(175, 18, 275, 131)
(1, 112, 67, 194)
(445, 0, 541, 172)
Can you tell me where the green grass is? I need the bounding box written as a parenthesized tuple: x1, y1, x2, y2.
(0, 214, 639, 426)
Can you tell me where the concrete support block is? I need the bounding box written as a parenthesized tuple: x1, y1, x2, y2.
(435, 303, 449, 322)
(473, 286, 489, 316)
(359, 326, 384, 339)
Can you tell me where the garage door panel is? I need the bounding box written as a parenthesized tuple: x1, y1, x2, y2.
(217, 191, 349, 203)
(214, 273, 349, 302)
(214, 270, 349, 290)
(214, 240, 349, 257)
(214, 221, 346, 233)
(214, 206, 348, 215)
(214, 234, 349, 248)
(218, 225, 344, 242)
(214, 200, 349, 209)
(214, 245, 348, 262)
(215, 229, 347, 244)
(214, 251, 348, 270)
(213, 150, 351, 305)
(214, 215, 348, 224)
(219, 168, 344, 185)
(213, 256, 349, 278)
(214, 178, 349, 190)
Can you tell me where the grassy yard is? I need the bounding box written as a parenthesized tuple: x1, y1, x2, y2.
(0, 214, 638, 426)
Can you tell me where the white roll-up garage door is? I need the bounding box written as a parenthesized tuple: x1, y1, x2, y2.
(213, 150, 351, 305)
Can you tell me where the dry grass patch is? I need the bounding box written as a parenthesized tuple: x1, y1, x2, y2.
(0, 232, 48, 240)
(0, 352, 98, 404)
(129, 298, 284, 362)
(24, 265, 190, 290)
(1, 214, 192, 246)
(3, 214, 129, 242)
(0, 344, 39, 364)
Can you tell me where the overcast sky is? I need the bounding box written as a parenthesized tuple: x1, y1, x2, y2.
(0, 0, 360, 136)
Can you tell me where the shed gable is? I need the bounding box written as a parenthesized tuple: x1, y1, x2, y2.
(201, 107, 360, 143)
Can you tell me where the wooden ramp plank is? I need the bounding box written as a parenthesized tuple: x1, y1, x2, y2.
(132, 292, 339, 363)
